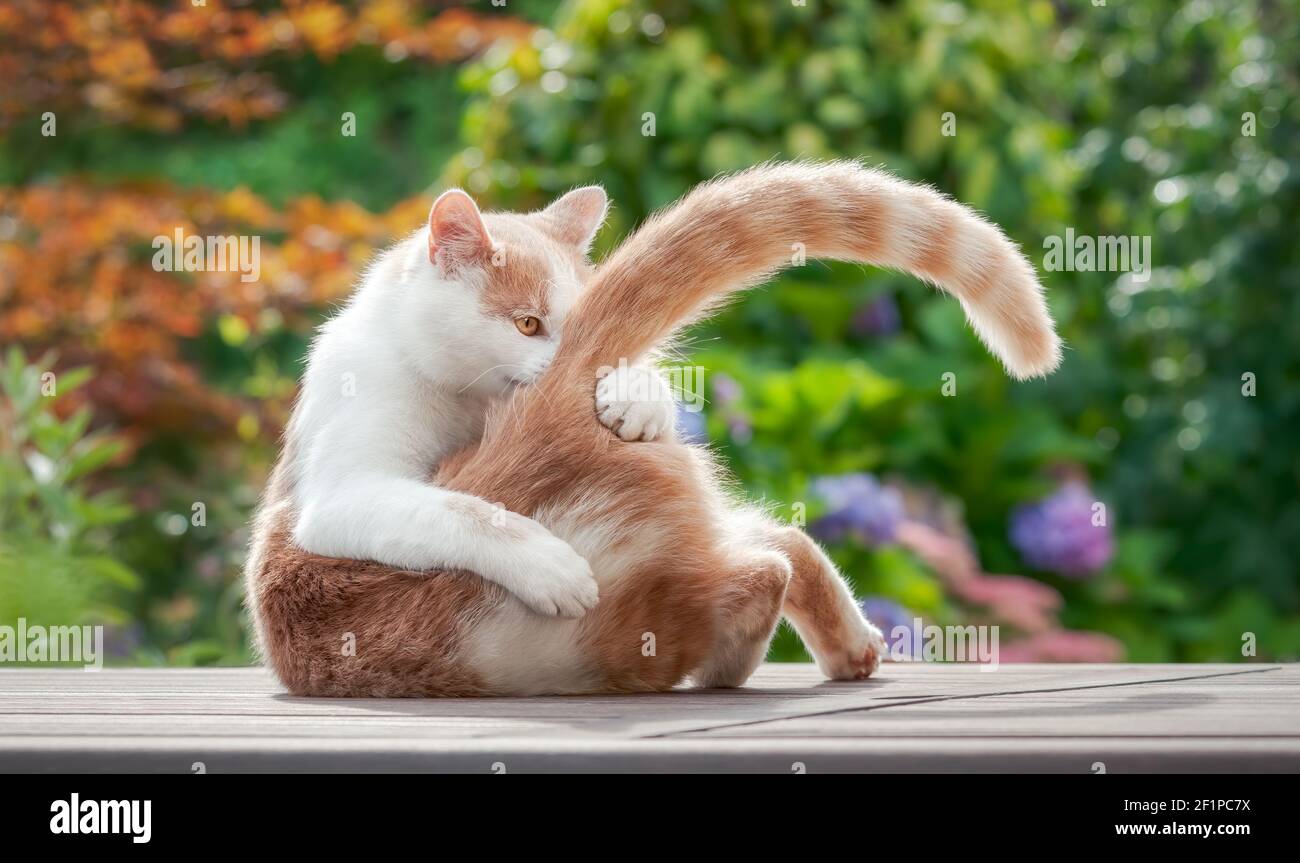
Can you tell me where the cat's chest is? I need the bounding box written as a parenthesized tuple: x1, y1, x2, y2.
(405, 395, 488, 458)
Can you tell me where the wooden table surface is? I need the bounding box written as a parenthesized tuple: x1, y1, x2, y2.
(2, 663, 1296, 773)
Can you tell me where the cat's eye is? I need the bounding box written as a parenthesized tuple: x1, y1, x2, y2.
(515, 316, 541, 336)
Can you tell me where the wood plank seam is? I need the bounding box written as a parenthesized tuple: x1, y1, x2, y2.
(645, 665, 1286, 739)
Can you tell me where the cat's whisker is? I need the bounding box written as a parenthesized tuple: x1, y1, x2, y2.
(457, 363, 527, 395)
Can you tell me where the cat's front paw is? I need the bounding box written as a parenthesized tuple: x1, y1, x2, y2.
(595, 364, 675, 442)
(507, 521, 599, 617)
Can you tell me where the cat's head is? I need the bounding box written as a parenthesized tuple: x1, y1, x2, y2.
(400, 186, 608, 396)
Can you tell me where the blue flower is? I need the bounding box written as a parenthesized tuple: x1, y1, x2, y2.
(852, 293, 901, 338)
(1010, 482, 1114, 578)
(675, 402, 708, 444)
(809, 472, 904, 544)
(711, 372, 742, 407)
(858, 597, 919, 657)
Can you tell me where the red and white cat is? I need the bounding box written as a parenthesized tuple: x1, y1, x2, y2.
(284, 186, 672, 617)
(246, 161, 1060, 696)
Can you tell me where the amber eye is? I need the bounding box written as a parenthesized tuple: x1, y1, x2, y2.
(515, 316, 541, 336)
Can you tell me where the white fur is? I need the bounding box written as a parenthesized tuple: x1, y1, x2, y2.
(287, 196, 672, 618)
(463, 492, 675, 693)
(595, 363, 677, 441)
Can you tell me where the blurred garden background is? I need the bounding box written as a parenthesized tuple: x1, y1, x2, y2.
(1, 0, 1297, 665)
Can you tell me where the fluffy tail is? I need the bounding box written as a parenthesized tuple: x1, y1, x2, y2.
(556, 161, 1060, 380)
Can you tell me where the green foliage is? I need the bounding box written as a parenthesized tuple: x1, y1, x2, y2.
(5, 0, 1295, 664)
(0, 349, 138, 633)
(448, 0, 1300, 660)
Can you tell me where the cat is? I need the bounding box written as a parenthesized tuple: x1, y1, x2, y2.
(284, 185, 676, 618)
(246, 160, 1061, 696)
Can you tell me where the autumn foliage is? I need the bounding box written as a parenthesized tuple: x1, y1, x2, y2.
(0, 1, 529, 447)
(0, 0, 532, 130)
(1, 180, 432, 448)
(3, 0, 1296, 665)
(1, 1, 537, 661)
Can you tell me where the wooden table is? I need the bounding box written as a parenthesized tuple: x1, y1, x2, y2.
(2, 663, 1295, 772)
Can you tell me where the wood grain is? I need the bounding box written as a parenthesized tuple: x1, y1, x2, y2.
(1, 663, 1294, 772)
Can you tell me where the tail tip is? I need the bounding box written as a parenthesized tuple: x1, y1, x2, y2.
(1006, 331, 1064, 380)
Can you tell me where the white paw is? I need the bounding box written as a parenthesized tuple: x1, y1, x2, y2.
(595, 364, 675, 442)
(504, 518, 599, 617)
(821, 617, 888, 681)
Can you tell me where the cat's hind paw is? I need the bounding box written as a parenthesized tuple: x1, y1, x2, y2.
(822, 619, 888, 681)
(595, 364, 675, 442)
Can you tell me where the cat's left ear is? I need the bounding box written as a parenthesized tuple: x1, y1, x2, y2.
(428, 189, 492, 276)
(539, 186, 609, 256)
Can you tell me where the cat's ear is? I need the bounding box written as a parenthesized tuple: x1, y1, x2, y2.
(539, 186, 608, 255)
(428, 189, 492, 275)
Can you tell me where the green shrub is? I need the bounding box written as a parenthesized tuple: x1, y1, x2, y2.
(0, 348, 138, 640)
(445, 0, 1300, 660)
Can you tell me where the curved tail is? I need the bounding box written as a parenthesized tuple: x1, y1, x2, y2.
(556, 160, 1060, 380)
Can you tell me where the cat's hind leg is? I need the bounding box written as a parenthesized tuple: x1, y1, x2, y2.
(689, 548, 791, 689)
(767, 523, 886, 680)
(722, 507, 886, 680)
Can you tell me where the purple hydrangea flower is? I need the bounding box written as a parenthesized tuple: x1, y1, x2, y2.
(1010, 482, 1114, 578)
(707, 373, 753, 442)
(852, 293, 901, 338)
(858, 597, 919, 657)
(711, 372, 742, 407)
(809, 472, 904, 544)
(675, 403, 708, 445)
(101, 624, 144, 660)
(726, 416, 752, 444)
